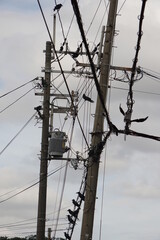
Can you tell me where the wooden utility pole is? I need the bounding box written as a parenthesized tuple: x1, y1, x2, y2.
(80, 1, 118, 240)
(36, 41, 51, 240)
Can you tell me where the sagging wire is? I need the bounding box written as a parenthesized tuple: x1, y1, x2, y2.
(93, 1, 109, 43)
(122, 0, 148, 136)
(0, 163, 66, 204)
(0, 113, 36, 157)
(117, 0, 127, 14)
(0, 87, 35, 114)
(109, 85, 160, 96)
(86, 0, 103, 36)
(0, 77, 37, 99)
(141, 68, 160, 82)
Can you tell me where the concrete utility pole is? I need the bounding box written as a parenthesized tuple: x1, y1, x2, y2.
(80, 0, 118, 240)
(36, 41, 52, 240)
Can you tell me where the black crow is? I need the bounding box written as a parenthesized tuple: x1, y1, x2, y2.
(54, 3, 62, 11)
(77, 191, 85, 201)
(68, 208, 79, 218)
(72, 199, 80, 207)
(119, 104, 125, 116)
(64, 232, 70, 240)
(83, 94, 94, 103)
(67, 215, 75, 224)
(71, 51, 79, 59)
(110, 123, 119, 136)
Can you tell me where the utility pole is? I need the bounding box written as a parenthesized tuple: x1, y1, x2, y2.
(80, 1, 118, 240)
(36, 41, 52, 240)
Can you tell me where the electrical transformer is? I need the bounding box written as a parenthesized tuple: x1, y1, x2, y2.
(49, 130, 67, 157)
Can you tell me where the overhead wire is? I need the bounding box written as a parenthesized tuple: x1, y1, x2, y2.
(141, 69, 160, 82)
(141, 67, 160, 77)
(93, 1, 109, 43)
(117, 0, 127, 14)
(86, 0, 103, 35)
(110, 85, 160, 96)
(0, 87, 35, 114)
(0, 113, 36, 157)
(0, 209, 69, 229)
(0, 164, 66, 204)
(0, 77, 37, 99)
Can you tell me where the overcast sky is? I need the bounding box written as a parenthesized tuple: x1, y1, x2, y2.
(0, 0, 160, 240)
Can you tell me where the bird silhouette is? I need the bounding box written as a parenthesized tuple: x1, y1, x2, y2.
(72, 199, 80, 207)
(131, 116, 148, 123)
(83, 94, 94, 103)
(54, 3, 62, 11)
(67, 215, 75, 224)
(68, 208, 79, 218)
(64, 232, 70, 240)
(119, 104, 125, 116)
(110, 122, 119, 136)
(77, 191, 85, 201)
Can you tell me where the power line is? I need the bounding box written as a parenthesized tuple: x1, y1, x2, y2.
(0, 113, 36, 157)
(93, 2, 109, 43)
(86, 0, 103, 35)
(117, 0, 127, 14)
(0, 87, 35, 114)
(0, 165, 66, 204)
(109, 85, 160, 96)
(0, 77, 37, 99)
(142, 69, 160, 82)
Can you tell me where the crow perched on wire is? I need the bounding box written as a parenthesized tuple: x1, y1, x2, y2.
(68, 208, 79, 218)
(64, 232, 70, 240)
(67, 215, 75, 224)
(119, 104, 125, 116)
(83, 94, 94, 103)
(72, 199, 80, 207)
(77, 191, 85, 201)
(71, 51, 79, 59)
(54, 3, 62, 11)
